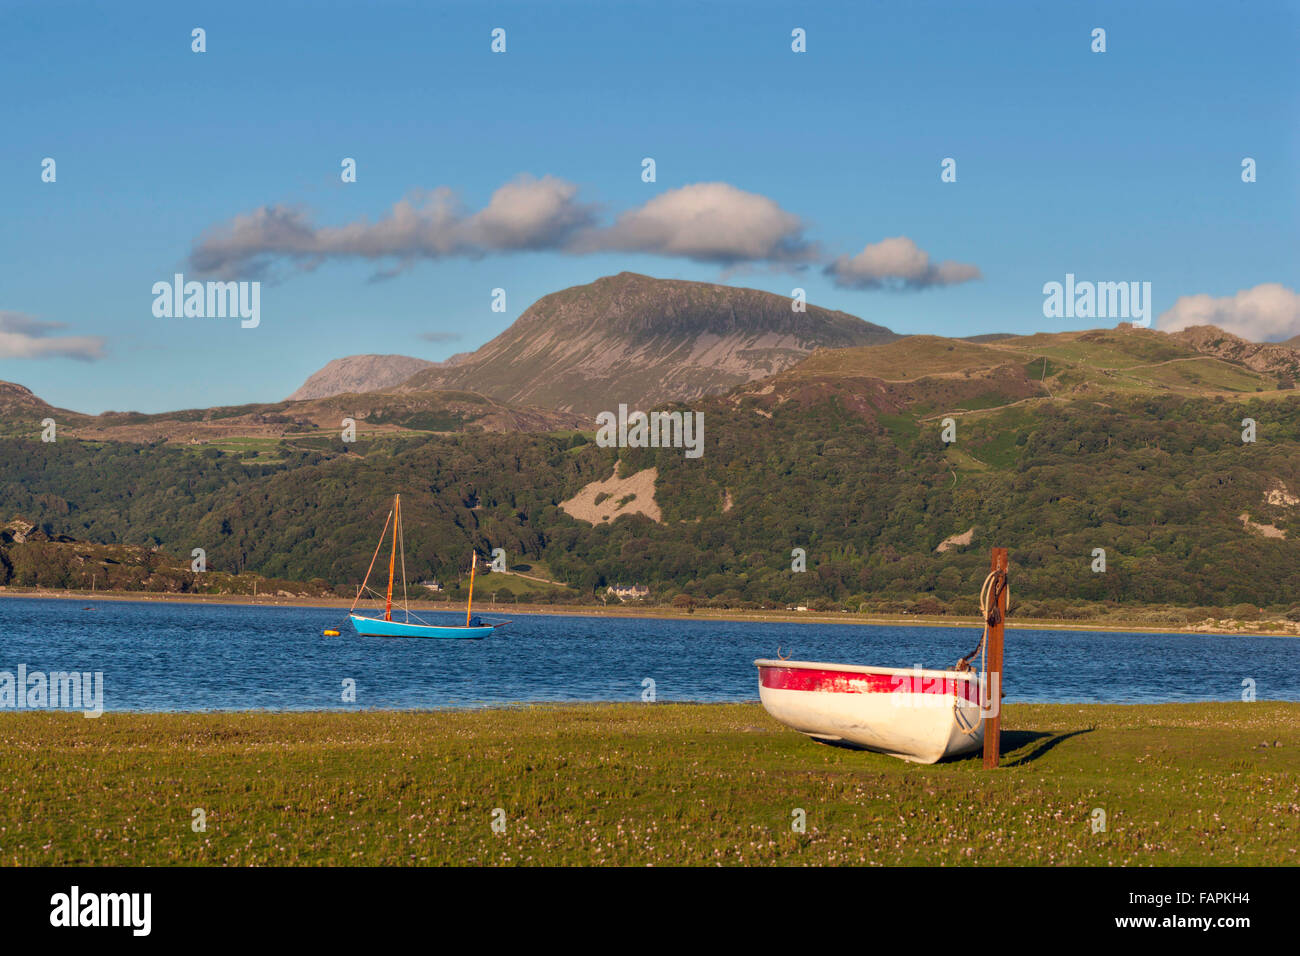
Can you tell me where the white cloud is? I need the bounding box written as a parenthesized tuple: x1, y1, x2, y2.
(576, 182, 816, 264)
(462, 176, 595, 250)
(0, 312, 105, 361)
(1156, 283, 1300, 342)
(191, 178, 817, 277)
(825, 236, 981, 290)
(189, 176, 991, 292)
(190, 175, 599, 278)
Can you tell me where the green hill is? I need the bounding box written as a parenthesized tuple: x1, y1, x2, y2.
(1, 324, 1297, 616)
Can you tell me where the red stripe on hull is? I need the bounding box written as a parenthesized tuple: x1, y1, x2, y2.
(759, 666, 980, 704)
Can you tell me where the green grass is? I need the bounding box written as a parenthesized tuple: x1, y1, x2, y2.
(996, 334, 1275, 395)
(474, 570, 571, 595)
(877, 413, 920, 444)
(953, 392, 1015, 412)
(1125, 357, 1269, 393)
(969, 429, 1024, 469)
(998, 331, 1190, 370)
(200, 437, 288, 459)
(1, 702, 1295, 866)
(793, 336, 1009, 380)
(944, 447, 990, 472)
(1022, 357, 1060, 380)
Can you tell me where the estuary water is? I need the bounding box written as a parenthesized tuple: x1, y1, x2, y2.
(0, 597, 1294, 711)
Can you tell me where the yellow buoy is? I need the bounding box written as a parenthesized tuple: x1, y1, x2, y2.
(323, 629, 340, 636)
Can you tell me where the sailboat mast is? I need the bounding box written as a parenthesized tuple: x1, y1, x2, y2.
(466, 551, 477, 626)
(385, 494, 400, 621)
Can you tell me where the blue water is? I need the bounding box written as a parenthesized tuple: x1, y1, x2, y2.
(0, 597, 1294, 711)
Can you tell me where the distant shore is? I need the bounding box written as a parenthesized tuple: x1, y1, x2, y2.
(1, 585, 1296, 638)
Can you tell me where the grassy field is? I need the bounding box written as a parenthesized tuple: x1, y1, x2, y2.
(777, 329, 1283, 398)
(0, 702, 1295, 866)
(468, 568, 573, 596)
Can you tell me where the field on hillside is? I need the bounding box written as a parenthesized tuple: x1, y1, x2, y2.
(781, 329, 1284, 396)
(1, 702, 1295, 866)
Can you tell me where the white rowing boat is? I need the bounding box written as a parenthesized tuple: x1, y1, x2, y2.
(754, 659, 988, 764)
(756, 567, 1008, 764)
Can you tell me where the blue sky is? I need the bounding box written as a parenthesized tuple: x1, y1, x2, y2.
(2, 0, 1297, 413)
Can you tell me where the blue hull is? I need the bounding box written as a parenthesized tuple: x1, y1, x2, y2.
(348, 614, 499, 640)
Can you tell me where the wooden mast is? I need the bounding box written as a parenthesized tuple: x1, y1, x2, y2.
(983, 547, 1008, 768)
(384, 494, 400, 621)
(465, 551, 477, 626)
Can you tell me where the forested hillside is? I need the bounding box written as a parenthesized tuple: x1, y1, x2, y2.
(2, 388, 1297, 618)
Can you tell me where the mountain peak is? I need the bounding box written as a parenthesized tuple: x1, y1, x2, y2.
(397, 273, 899, 414)
(0, 380, 40, 400)
(0, 380, 57, 421)
(1168, 325, 1300, 382)
(287, 354, 440, 401)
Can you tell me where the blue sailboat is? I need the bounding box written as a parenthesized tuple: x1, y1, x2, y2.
(341, 494, 506, 640)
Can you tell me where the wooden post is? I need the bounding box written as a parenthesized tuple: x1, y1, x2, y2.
(983, 547, 1008, 769)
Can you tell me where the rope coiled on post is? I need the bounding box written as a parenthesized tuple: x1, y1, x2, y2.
(955, 568, 1009, 673)
(953, 568, 1009, 735)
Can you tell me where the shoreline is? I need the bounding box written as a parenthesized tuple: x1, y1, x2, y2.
(2, 585, 1296, 638)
